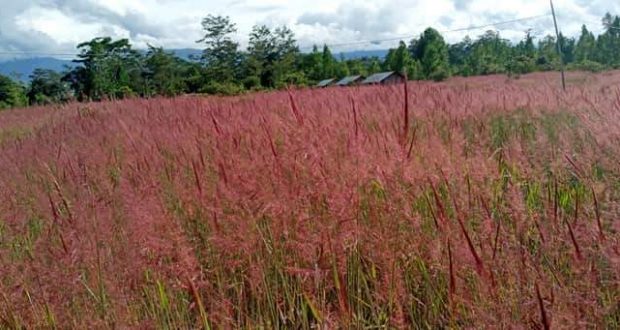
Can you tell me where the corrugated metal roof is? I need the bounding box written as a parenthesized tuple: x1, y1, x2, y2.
(335, 75, 363, 86)
(316, 78, 336, 87)
(361, 72, 397, 84)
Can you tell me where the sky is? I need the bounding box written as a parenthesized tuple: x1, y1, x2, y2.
(0, 0, 619, 61)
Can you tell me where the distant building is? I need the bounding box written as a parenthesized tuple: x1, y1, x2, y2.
(335, 75, 365, 86)
(361, 72, 406, 85)
(316, 78, 336, 88)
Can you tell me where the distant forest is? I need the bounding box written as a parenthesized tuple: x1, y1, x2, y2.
(1, 12, 620, 109)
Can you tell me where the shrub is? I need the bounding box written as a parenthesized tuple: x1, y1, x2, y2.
(568, 60, 607, 73)
(199, 81, 244, 95)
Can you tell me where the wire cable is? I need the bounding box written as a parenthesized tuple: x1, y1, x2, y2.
(0, 14, 553, 57)
(297, 14, 552, 50)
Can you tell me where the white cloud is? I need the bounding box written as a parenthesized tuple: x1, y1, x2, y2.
(0, 0, 619, 61)
(15, 7, 103, 45)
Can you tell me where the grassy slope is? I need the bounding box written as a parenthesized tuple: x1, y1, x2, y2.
(1, 71, 620, 328)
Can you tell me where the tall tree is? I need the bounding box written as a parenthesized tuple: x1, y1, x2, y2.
(271, 27, 301, 87)
(384, 41, 412, 75)
(334, 53, 351, 78)
(465, 30, 513, 75)
(367, 58, 382, 75)
(300, 45, 324, 83)
(537, 35, 560, 71)
(344, 58, 368, 76)
(596, 13, 620, 67)
(64, 37, 143, 101)
(575, 25, 597, 62)
(321, 45, 337, 79)
(449, 36, 473, 76)
(246, 25, 300, 88)
(143, 46, 188, 97)
(27, 69, 71, 105)
(410, 28, 451, 81)
(558, 33, 576, 64)
(0, 74, 27, 109)
(508, 31, 537, 74)
(246, 25, 273, 87)
(197, 15, 241, 83)
(516, 30, 536, 57)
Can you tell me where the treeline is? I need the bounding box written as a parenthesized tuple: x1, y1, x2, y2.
(1, 13, 619, 109)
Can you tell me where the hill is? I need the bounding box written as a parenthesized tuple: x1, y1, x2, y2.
(335, 49, 388, 60)
(0, 57, 74, 81)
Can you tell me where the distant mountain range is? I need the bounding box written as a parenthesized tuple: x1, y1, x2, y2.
(335, 49, 389, 60)
(0, 57, 74, 81)
(0, 48, 388, 82)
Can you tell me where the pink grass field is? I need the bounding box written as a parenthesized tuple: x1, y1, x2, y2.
(1, 71, 620, 328)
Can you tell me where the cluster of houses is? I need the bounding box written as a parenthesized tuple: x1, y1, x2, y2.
(316, 71, 406, 88)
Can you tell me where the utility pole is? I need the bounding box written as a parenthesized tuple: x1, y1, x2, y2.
(550, 0, 566, 91)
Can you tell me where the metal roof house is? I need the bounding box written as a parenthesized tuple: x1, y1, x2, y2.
(335, 75, 364, 86)
(316, 78, 336, 88)
(361, 72, 406, 85)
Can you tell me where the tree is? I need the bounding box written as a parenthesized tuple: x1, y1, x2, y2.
(449, 36, 473, 76)
(334, 53, 350, 78)
(507, 31, 537, 75)
(558, 33, 576, 64)
(246, 25, 300, 88)
(464, 30, 513, 75)
(596, 13, 620, 67)
(575, 25, 597, 63)
(516, 30, 536, 58)
(246, 25, 273, 87)
(184, 61, 209, 94)
(344, 58, 367, 76)
(384, 41, 412, 75)
(537, 35, 560, 71)
(272, 27, 301, 87)
(367, 58, 382, 75)
(64, 37, 143, 101)
(0, 74, 27, 109)
(321, 45, 337, 79)
(602, 12, 620, 37)
(410, 28, 451, 81)
(198, 15, 241, 83)
(27, 69, 71, 105)
(300, 45, 324, 83)
(143, 46, 188, 96)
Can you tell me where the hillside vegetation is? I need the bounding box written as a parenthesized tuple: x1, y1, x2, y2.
(1, 71, 620, 328)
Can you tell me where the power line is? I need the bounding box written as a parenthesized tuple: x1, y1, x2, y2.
(2, 13, 616, 58)
(297, 14, 552, 50)
(583, 20, 620, 31)
(442, 14, 550, 33)
(0, 14, 552, 58)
